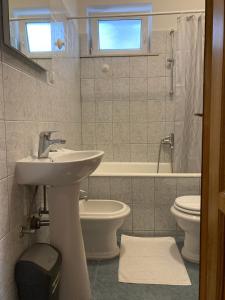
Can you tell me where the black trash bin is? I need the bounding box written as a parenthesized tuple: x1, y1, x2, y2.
(15, 243, 62, 300)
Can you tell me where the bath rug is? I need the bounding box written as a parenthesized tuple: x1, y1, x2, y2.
(118, 235, 191, 285)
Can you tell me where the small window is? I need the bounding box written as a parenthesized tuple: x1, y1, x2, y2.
(98, 19, 142, 51)
(26, 22, 52, 52)
(91, 16, 149, 55)
(14, 21, 65, 58)
(88, 4, 151, 56)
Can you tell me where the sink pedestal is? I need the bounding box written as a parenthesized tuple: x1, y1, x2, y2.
(48, 184, 91, 300)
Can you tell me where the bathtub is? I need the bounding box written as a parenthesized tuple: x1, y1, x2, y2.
(84, 162, 201, 236)
(91, 162, 201, 177)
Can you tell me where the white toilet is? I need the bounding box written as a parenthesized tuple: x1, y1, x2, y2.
(79, 200, 130, 260)
(170, 195, 201, 263)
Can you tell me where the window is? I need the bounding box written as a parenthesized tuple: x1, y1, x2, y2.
(25, 22, 65, 55)
(98, 19, 142, 51)
(26, 23, 52, 52)
(88, 4, 151, 56)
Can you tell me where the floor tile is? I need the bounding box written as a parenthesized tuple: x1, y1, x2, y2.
(87, 236, 199, 300)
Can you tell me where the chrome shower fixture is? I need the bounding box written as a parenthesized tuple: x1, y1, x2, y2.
(161, 133, 174, 149)
(157, 133, 174, 173)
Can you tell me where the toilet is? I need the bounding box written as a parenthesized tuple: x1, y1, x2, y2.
(79, 200, 130, 260)
(170, 195, 201, 263)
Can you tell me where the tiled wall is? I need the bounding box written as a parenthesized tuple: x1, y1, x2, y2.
(0, 21, 81, 300)
(80, 31, 177, 162)
(81, 175, 201, 236)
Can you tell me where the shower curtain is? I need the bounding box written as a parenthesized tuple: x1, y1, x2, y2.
(174, 14, 205, 173)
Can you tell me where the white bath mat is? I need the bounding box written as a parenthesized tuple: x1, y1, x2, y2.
(118, 235, 191, 286)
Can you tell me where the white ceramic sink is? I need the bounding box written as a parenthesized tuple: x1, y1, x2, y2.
(16, 148, 104, 300)
(16, 149, 104, 186)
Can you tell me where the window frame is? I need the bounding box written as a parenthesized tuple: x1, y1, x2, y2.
(18, 20, 65, 59)
(90, 15, 149, 56)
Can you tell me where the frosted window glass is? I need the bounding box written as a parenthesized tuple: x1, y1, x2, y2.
(99, 19, 142, 50)
(26, 23, 52, 52)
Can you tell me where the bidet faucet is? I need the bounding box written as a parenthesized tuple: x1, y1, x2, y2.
(38, 131, 66, 158)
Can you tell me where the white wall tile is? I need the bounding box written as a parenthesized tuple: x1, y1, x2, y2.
(133, 204, 154, 231)
(148, 55, 166, 77)
(0, 122, 7, 179)
(132, 177, 154, 203)
(112, 57, 130, 78)
(130, 57, 148, 77)
(130, 101, 148, 123)
(131, 144, 148, 162)
(150, 31, 167, 54)
(110, 177, 131, 203)
(96, 144, 113, 161)
(95, 79, 112, 100)
(113, 144, 131, 162)
(113, 101, 129, 122)
(3, 64, 38, 121)
(0, 179, 9, 239)
(96, 123, 112, 144)
(112, 78, 129, 100)
(113, 123, 130, 144)
(130, 123, 148, 144)
(176, 178, 201, 197)
(148, 77, 166, 99)
(81, 79, 95, 101)
(89, 177, 110, 199)
(147, 101, 165, 122)
(155, 178, 177, 207)
(0, 233, 14, 300)
(82, 123, 96, 145)
(81, 58, 94, 79)
(0, 63, 4, 120)
(95, 101, 112, 123)
(148, 122, 165, 144)
(130, 77, 148, 100)
(147, 144, 160, 162)
(165, 97, 175, 121)
(7, 176, 27, 231)
(5, 122, 25, 176)
(121, 208, 133, 231)
(94, 57, 112, 78)
(155, 205, 177, 231)
(82, 102, 95, 123)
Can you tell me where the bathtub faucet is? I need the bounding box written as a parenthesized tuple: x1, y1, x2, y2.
(79, 190, 88, 201)
(161, 133, 174, 149)
(157, 133, 174, 173)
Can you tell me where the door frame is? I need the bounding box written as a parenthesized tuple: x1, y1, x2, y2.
(200, 0, 225, 298)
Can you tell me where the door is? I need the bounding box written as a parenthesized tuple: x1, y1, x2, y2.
(200, 0, 225, 298)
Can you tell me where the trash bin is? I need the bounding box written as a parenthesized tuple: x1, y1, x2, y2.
(15, 243, 62, 300)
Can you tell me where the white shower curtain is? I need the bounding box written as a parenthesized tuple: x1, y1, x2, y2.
(174, 14, 205, 173)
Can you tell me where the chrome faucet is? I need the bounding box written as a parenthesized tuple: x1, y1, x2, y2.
(38, 131, 66, 158)
(157, 133, 174, 173)
(161, 133, 174, 149)
(79, 190, 88, 201)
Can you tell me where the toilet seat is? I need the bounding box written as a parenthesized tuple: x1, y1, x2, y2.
(174, 196, 201, 216)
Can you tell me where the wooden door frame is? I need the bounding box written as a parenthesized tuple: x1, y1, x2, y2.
(200, 0, 225, 298)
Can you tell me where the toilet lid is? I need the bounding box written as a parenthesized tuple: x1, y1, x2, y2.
(175, 196, 201, 215)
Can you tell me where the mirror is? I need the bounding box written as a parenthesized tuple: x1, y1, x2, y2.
(2, 0, 67, 72)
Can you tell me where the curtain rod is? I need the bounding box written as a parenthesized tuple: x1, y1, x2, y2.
(10, 10, 205, 22)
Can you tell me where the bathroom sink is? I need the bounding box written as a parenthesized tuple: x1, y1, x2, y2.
(16, 148, 104, 300)
(16, 149, 104, 186)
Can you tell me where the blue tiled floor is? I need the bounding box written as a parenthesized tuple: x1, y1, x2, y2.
(87, 236, 199, 300)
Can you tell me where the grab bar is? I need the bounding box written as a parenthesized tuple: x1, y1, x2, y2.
(168, 29, 175, 96)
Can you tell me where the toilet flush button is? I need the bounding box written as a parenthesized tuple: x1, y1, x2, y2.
(102, 64, 110, 73)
